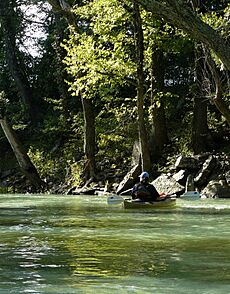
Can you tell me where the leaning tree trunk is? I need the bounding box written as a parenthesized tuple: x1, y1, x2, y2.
(0, 117, 45, 189)
(192, 0, 230, 127)
(205, 47, 230, 127)
(137, 0, 230, 71)
(133, 1, 151, 172)
(150, 48, 168, 159)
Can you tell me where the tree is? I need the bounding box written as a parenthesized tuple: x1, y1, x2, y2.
(133, 1, 151, 171)
(149, 44, 169, 157)
(0, 0, 37, 123)
(0, 92, 45, 189)
(0, 117, 45, 189)
(190, 0, 230, 153)
(64, 0, 197, 171)
(205, 47, 230, 127)
(64, 0, 174, 172)
(138, 0, 230, 135)
(47, 0, 97, 180)
(192, 47, 211, 154)
(62, 0, 137, 178)
(137, 0, 230, 71)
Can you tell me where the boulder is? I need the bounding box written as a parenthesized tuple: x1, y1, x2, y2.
(173, 169, 188, 186)
(175, 156, 200, 170)
(225, 170, 230, 184)
(151, 174, 184, 195)
(194, 155, 217, 187)
(201, 180, 230, 198)
(66, 186, 80, 195)
(116, 164, 141, 195)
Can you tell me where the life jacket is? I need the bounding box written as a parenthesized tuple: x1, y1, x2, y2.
(134, 183, 151, 198)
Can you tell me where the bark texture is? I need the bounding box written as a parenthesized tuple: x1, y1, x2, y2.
(150, 49, 168, 158)
(192, 48, 211, 154)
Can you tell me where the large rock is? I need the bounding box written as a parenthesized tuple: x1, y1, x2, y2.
(116, 164, 141, 195)
(194, 155, 217, 187)
(173, 169, 188, 186)
(175, 156, 200, 170)
(151, 174, 184, 195)
(226, 170, 230, 184)
(202, 180, 230, 198)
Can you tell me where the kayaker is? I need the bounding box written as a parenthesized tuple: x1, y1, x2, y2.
(131, 171, 161, 202)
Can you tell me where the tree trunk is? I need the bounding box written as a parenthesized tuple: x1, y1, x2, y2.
(192, 49, 212, 154)
(192, 96, 210, 154)
(191, 0, 230, 127)
(205, 47, 230, 127)
(53, 13, 71, 120)
(0, 0, 36, 122)
(150, 49, 168, 159)
(48, 0, 97, 179)
(133, 1, 151, 172)
(81, 98, 96, 179)
(47, 0, 77, 27)
(0, 117, 45, 189)
(137, 0, 230, 71)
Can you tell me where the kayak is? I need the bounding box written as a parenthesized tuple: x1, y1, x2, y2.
(180, 191, 200, 200)
(123, 198, 176, 209)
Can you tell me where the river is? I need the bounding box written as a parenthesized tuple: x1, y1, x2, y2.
(0, 194, 229, 293)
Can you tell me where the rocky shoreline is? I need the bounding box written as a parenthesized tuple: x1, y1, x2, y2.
(0, 152, 229, 198)
(69, 152, 230, 199)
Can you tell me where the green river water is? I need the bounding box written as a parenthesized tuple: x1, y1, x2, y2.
(0, 194, 229, 294)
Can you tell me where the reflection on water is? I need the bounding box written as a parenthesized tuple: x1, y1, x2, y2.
(0, 194, 229, 293)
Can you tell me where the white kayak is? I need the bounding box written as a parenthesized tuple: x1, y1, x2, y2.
(180, 191, 200, 200)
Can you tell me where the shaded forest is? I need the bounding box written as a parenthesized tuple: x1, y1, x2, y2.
(0, 0, 229, 194)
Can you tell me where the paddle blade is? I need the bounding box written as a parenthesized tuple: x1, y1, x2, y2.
(107, 195, 124, 205)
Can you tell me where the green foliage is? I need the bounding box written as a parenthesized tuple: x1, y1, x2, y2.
(62, 0, 136, 99)
(96, 104, 137, 168)
(0, 91, 8, 117)
(28, 147, 63, 181)
(0, 0, 229, 193)
(148, 91, 180, 116)
(201, 4, 230, 69)
(168, 110, 194, 156)
(66, 160, 85, 187)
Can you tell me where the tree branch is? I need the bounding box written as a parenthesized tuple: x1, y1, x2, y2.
(137, 0, 230, 70)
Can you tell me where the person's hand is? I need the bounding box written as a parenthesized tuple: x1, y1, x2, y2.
(159, 192, 167, 198)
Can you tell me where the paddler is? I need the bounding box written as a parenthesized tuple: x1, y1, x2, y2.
(131, 171, 166, 202)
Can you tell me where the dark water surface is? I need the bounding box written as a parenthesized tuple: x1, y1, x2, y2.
(0, 194, 229, 293)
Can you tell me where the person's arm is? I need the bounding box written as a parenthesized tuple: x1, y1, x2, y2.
(149, 185, 160, 200)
